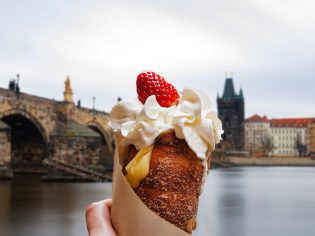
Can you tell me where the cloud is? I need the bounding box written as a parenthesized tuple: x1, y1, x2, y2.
(0, 0, 314, 117)
(251, 0, 315, 29)
(40, 2, 243, 74)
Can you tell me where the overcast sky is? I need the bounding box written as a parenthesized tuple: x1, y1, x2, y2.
(0, 0, 314, 118)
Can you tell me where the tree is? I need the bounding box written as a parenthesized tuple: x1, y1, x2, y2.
(296, 132, 306, 157)
(261, 136, 274, 157)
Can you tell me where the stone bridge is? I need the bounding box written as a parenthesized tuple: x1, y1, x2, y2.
(0, 77, 114, 179)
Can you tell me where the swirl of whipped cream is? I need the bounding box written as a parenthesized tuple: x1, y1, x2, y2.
(110, 88, 223, 159)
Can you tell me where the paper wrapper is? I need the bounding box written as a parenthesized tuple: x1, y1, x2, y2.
(111, 148, 191, 236)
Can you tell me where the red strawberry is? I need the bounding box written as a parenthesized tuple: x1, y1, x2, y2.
(136, 71, 179, 107)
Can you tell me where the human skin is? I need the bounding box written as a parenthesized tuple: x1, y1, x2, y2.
(86, 199, 118, 236)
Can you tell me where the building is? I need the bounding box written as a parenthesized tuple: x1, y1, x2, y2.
(244, 114, 270, 156)
(217, 76, 244, 150)
(271, 118, 312, 156)
(244, 115, 315, 157)
(308, 122, 315, 156)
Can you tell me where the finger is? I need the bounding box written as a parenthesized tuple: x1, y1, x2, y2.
(103, 199, 112, 211)
(86, 199, 117, 236)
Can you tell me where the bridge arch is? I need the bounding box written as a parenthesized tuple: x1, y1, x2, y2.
(86, 121, 113, 153)
(86, 121, 114, 169)
(0, 109, 49, 173)
(0, 109, 49, 143)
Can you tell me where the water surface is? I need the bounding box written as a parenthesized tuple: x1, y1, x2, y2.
(1, 167, 315, 236)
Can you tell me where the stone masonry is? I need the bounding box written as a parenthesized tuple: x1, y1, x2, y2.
(0, 77, 114, 178)
(0, 120, 12, 178)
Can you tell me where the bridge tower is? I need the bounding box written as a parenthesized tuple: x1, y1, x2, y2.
(217, 73, 245, 150)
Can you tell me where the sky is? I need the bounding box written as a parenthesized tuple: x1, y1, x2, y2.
(0, 0, 314, 118)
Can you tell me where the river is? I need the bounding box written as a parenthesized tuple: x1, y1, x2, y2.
(1, 167, 315, 236)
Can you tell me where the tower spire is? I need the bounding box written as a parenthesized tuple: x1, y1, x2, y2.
(239, 87, 244, 98)
(225, 71, 233, 79)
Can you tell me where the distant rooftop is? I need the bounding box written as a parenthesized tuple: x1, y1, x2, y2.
(271, 118, 315, 128)
(246, 114, 269, 122)
(245, 114, 315, 128)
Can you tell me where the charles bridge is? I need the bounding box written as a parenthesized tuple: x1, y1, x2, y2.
(0, 77, 114, 181)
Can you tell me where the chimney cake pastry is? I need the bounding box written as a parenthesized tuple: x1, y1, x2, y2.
(110, 71, 223, 234)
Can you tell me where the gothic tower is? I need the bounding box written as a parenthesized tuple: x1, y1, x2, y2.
(217, 74, 244, 150)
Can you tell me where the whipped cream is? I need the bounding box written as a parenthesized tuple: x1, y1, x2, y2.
(110, 88, 223, 160)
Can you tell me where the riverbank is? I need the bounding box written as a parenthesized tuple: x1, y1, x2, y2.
(215, 156, 315, 167)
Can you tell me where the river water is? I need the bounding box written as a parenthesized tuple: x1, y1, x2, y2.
(1, 167, 315, 236)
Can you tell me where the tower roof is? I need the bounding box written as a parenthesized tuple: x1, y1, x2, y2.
(219, 76, 244, 100)
(222, 78, 235, 99)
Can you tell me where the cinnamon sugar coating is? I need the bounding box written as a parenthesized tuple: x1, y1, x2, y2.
(123, 132, 204, 234)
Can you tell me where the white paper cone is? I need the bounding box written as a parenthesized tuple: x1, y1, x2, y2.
(111, 148, 191, 236)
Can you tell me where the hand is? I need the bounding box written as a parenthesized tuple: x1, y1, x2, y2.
(86, 199, 118, 236)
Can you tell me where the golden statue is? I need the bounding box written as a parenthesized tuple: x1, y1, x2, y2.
(64, 76, 73, 103)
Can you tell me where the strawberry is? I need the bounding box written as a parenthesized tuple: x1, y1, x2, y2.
(136, 71, 179, 107)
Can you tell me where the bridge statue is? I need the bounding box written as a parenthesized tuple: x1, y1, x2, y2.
(64, 76, 73, 103)
(0, 77, 114, 181)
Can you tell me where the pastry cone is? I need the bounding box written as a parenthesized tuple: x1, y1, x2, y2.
(123, 132, 209, 234)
